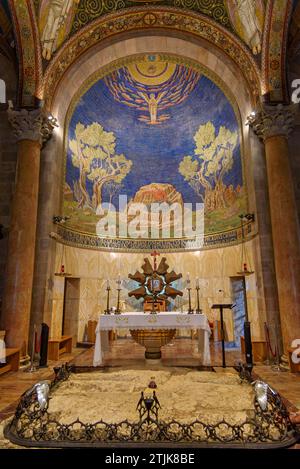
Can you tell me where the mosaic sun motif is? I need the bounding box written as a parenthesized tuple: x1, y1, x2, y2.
(104, 59, 200, 125)
(63, 56, 247, 240)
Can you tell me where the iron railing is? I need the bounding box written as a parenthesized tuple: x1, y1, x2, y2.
(4, 364, 299, 448)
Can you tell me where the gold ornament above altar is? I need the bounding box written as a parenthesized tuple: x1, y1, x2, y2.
(128, 254, 183, 312)
(128, 254, 183, 358)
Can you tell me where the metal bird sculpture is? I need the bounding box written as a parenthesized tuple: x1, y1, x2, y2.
(252, 380, 277, 411)
(35, 381, 50, 410)
(25, 380, 50, 410)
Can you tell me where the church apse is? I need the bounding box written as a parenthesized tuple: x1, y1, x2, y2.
(63, 55, 248, 250)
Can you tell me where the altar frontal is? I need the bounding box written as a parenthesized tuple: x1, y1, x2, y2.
(94, 254, 211, 366)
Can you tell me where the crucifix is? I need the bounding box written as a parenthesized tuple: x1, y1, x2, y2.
(150, 250, 160, 271)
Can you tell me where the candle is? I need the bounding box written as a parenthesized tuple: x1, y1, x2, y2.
(187, 272, 190, 285)
(117, 274, 121, 286)
(196, 277, 199, 288)
(106, 279, 110, 288)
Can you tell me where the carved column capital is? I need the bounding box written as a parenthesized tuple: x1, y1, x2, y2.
(7, 107, 58, 145)
(247, 104, 296, 141)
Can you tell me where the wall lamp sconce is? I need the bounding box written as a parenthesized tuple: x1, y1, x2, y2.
(53, 215, 70, 224)
(239, 213, 255, 223)
(245, 110, 258, 127)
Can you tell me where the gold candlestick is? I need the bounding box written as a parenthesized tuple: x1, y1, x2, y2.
(104, 281, 111, 314)
(186, 274, 193, 313)
(116, 284, 121, 314)
(195, 286, 202, 314)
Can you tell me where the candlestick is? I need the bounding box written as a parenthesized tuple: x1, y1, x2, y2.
(187, 287, 193, 314)
(195, 285, 202, 314)
(115, 278, 122, 315)
(104, 283, 111, 314)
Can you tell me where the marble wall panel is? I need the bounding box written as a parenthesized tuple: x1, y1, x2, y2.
(50, 240, 262, 343)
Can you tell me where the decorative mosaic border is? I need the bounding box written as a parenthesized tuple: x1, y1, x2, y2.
(71, 0, 232, 34)
(10, 0, 42, 106)
(10, 3, 291, 112)
(262, 0, 293, 102)
(43, 6, 261, 109)
(55, 221, 255, 253)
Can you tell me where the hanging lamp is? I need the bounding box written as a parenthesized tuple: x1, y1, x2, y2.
(237, 213, 255, 275)
(54, 243, 72, 276)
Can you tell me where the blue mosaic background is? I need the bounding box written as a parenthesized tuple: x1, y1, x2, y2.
(66, 70, 243, 209)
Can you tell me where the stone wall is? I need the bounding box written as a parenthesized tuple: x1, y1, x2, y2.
(0, 52, 17, 311)
(51, 240, 263, 343)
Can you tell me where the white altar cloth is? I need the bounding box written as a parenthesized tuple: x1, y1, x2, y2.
(93, 312, 211, 367)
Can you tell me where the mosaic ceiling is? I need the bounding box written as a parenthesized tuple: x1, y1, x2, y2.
(36, 0, 266, 61)
(5, 0, 294, 107)
(70, 0, 232, 32)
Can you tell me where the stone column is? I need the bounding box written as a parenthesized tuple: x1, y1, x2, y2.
(249, 128, 282, 353)
(249, 104, 300, 354)
(29, 130, 61, 342)
(0, 108, 56, 358)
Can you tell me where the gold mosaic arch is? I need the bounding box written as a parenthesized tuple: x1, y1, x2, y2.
(9, 0, 43, 106)
(8, 3, 294, 107)
(261, 0, 293, 103)
(42, 6, 262, 110)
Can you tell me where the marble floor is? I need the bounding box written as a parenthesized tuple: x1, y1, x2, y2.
(72, 336, 244, 368)
(0, 337, 300, 423)
(0, 347, 85, 422)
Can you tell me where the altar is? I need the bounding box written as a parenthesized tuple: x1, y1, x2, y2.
(93, 312, 211, 366)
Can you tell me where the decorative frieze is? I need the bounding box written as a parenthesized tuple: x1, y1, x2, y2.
(247, 104, 296, 141)
(7, 106, 57, 144)
(52, 221, 254, 253)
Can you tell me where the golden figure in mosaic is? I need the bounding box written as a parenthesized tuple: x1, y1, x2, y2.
(137, 92, 167, 125)
(226, 0, 265, 55)
(39, 0, 79, 60)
